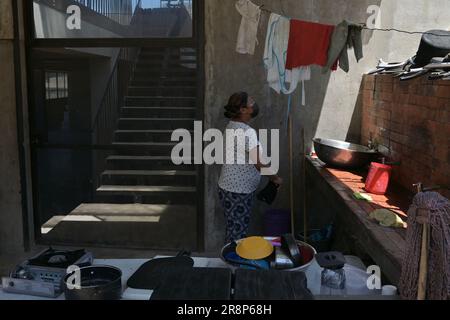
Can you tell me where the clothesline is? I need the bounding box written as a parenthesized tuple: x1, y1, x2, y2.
(259, 5, 450, 37)
(362, 27, 450, 37)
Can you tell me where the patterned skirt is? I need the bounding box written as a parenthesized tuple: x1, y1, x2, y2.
(218, 188, 255, 244)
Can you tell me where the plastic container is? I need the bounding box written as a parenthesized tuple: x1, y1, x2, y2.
(264, 209, 291, 237)
(297, 225, 333, 253)
(365, 162, 392, 195)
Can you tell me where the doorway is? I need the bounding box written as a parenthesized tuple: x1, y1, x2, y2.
(26, 0, 205, 251)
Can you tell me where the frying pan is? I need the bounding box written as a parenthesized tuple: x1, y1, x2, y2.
(127, 251, 194, 290)
(281, 234, 303, 267)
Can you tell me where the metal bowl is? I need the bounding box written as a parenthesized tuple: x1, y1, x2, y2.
(313, 138, 379, 169)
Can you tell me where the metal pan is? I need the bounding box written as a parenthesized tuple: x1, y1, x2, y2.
(64, 265, 122, 300)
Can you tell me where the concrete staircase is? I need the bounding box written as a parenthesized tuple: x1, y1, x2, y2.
(97, 47, 197, 206)
(43, 47, 199, 250)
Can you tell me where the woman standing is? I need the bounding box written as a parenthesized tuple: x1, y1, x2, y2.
(218, 92, 282, 244)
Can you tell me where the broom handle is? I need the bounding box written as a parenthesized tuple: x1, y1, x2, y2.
(289, 116, 295, 235)
(417, 216, 430, 300)
(302, 128, 307, 243)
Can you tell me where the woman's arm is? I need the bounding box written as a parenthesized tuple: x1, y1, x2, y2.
(249, 146, 283, 185)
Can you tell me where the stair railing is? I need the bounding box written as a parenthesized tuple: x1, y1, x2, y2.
(73, 0, 142, 25)
(91, 45, 140, 192)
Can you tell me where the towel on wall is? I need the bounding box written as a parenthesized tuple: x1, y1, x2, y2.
(324, 20, 364, 73)
(286, 20, 335, 69)
(235, 0, 262, 55)
(263, 13, 310, 104)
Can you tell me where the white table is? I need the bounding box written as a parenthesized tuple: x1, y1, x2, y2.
(0, 256, 386, 300)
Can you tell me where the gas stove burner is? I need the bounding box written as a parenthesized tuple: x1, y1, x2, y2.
(28, 248, 88, 269)
(2, 247, 93, 298)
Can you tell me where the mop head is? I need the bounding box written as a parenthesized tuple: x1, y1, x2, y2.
(399, 192, 450, 300)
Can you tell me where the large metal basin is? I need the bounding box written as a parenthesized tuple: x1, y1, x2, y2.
(221, 239, 317, 273)
(313, 138, 379, 169)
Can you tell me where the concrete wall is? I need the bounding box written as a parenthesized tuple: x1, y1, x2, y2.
(0, 0, 27, 255)
(203, 0, 450, 251)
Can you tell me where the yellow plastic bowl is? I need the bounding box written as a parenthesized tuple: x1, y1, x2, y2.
(236, 237, 274, 260)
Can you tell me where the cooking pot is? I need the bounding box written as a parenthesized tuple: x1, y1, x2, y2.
(64, 265, 122, 300)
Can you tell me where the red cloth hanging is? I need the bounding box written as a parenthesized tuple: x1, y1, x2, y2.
(286, 20, 335, 69)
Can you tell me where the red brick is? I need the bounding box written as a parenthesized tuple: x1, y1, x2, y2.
(380, 92, 393, 102)
(376, 81, 393, 93)
(436, 79, 450, 87)
(409, 105, 436, 124)
(418, 95, 439, 108)
(426, 96, 447, 109)
(378, 101, 393, 111)
(408, 94, 422, 105)
(378, 109, 391, 121)
(363, 75, 375, 91)
(427, 121, 449, 146)
(391, 108, 406, 125)
(362, 90, 374, 102)
(390, 132, 409, 145)
(393, 93, 409, 103)
(393, 80, 411, 94)
(433, 143, 449, 162)
(375, 74, 393, 84)
(390, 121, 404, 134)
(390, 141, 403, 154)
(435, 85, 450, 99)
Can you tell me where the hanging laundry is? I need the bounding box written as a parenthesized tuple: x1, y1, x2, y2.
(286, 20, 335, 69)
(324, 20, 364, 73)
(235, 0, 262, 55)
(263, 13, 310, 103)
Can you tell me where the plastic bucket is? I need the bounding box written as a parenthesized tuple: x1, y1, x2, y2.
(264, 209, 291, 237)
(365, 162, 392, 195)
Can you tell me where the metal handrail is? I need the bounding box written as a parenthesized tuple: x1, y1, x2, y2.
(73, 0, 136, 25)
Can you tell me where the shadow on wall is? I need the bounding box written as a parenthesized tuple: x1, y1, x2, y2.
(346, 80, 365, 144)
(205, 0, 382, 251)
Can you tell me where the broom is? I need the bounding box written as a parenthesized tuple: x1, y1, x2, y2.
(399, 187, 450, 300)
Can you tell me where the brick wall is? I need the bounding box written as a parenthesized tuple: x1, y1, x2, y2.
(360, 74, 450, 199)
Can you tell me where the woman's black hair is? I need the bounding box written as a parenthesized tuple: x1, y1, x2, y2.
(224, 92, 248, 119)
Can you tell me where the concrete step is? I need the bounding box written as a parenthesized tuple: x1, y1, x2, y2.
(41, 203, 197, 250)
(96, 185, 197, 205)
(101, 170, 196, 186)
(130, 78, 197, 87)
(97, 185, 196, 194)
(124, 96, 196, 107)
(117, 118, 195, 130)
(106, 156, 194, 171)
(140, 50, 196, 57)
(128, 86, 196, 97)
(121, 107, 196, 118)
(115, 130, 194, 143)
(134, 68, 196, 77)
(136, 61, 197, 69)
(111, 142, 191, 156)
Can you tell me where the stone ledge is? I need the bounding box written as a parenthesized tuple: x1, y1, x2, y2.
(306, 156, 411, 285)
